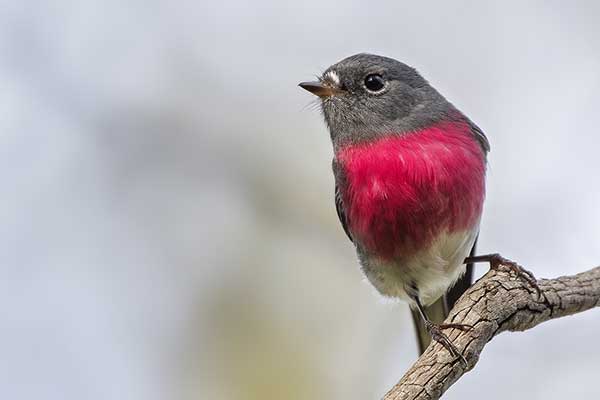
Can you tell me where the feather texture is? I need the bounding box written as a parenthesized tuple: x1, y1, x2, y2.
(336, 121, 486, 260)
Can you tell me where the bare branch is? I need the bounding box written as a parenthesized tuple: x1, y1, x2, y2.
(383, 264, 600, 400)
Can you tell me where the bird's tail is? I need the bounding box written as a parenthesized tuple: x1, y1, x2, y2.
(411, 241, 476, 354)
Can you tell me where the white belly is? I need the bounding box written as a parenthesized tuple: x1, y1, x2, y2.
(358, 227, 479, 306)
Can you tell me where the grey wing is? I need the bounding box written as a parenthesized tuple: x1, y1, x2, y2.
(335, 183, 353, 242)
(469, 121, 490, 153)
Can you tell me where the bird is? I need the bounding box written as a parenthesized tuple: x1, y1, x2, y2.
(299, 53, 491, 360)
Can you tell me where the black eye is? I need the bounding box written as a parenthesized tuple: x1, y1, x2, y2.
(364, 74, 385, 92)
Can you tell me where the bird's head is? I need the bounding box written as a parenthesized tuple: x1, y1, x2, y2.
(300, 53, 455, 148)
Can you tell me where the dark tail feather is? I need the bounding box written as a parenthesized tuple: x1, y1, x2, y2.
(411, 238, 477, 355)
(445, 239, 477, 311)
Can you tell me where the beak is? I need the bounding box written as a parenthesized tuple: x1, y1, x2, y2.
(298, 81, 342, 98)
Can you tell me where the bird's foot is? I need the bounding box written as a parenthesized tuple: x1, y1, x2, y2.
(465, 253, 541, 299)
(424, 321, 471, 366)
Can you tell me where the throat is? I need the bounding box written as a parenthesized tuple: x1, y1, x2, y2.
(336, 122, 486, 259)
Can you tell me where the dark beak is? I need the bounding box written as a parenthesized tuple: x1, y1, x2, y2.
(298, 81, 341, 97)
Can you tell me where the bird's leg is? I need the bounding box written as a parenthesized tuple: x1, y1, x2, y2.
(464, 253, 541, 298)
(411, 295, 471, 365)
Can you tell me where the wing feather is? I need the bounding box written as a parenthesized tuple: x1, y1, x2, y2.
(335, 183, 353, 242)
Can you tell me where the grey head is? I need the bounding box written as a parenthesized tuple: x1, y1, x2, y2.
(299, 53, 473, 149)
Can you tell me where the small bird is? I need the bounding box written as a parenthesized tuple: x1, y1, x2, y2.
(299, 53, 491, 359)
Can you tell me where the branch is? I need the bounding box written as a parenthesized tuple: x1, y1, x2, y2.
(383, 264, 600, 400)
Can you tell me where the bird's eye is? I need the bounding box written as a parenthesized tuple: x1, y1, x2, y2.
(364, 74, 385, 92)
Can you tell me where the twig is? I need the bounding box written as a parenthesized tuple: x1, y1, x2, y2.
(383, 264, 600, 400)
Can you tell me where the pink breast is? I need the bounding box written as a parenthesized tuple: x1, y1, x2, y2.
(337, 122, 486, 259)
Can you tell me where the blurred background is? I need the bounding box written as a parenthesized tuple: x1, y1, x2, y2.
(2, 1, 600, 399)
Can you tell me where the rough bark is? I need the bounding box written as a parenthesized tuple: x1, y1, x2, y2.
(383, 264, 600, 400)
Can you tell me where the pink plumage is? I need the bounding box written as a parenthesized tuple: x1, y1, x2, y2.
(336, 121, 486, 260)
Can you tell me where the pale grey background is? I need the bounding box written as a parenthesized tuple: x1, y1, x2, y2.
(2, 1, 599, 399)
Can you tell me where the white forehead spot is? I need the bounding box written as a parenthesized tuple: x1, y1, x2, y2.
(325, 71, 340, 85)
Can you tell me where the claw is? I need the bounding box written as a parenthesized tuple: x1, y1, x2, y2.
(439, 323, 473, 332)
(425, 321, 468, 367)
(465, 253, 542, 300)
